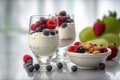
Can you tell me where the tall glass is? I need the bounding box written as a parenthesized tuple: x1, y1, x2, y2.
(28, 15, 59, 71)
(56, 15, 76, 62)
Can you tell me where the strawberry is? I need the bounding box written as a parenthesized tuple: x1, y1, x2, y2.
(68, 46, 77, 52)
(74, 42, 81, 46)
(46, 19, 56, 29)
(107, 44, 118, 60)
(93, 21, 105, 36)
(23, 54, 33, 63)
(30, 23, 38, 31)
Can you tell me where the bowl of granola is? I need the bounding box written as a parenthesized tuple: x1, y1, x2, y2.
(66, 42, 111, 69)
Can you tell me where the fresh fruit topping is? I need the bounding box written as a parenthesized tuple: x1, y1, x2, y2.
(35, 27, 42, 32)
(40, 24, 46, 29)
(107, 44, 118, 60)
(34, 64, 40, 70)
(46, 65, 52, 71)
(99, 47, 105, 53)
(61, 22, 67, 28)
(71, 65, 78, 72)
(77, 46, 85, 53)
(93, 21, 105, 36)
(59, 10, 66, 16)
(57, 62, 63, 69)
(46, 19, 56, 29)
(104, 48, 108, 52)
(30, 23, 38, 31)
(98, 63, 105, 70)
(74, 42, 81, 46)
(39, 17, 47, 24)
(50, 30, 55, 35)
(68, 46, 77, 52)
(43, 30, 49, 36)
(23, 55, 33, 63)
(58, 16, 63, 26)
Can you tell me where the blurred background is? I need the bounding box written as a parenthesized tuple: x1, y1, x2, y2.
(0, 0, 120, 79)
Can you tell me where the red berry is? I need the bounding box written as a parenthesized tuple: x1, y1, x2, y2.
(46, 19, 56, 29)
(23, 54, 33, 63)
(68, 46, 77, 52)
(30, 23, 38, 31)
(93, 22, 105, 36)
(107, 45, 118, 60)
(74, 42, 81, 46)
(58, 16, 63, 26)
(104, 48, 108, 52)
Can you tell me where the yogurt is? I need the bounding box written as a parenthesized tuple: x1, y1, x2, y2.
(28, 31, 59, 57)
(58, 23, 76, 47)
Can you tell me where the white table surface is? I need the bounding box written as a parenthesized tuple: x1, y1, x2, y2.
(0, 34, 120, 80)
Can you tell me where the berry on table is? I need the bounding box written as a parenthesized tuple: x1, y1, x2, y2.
(71, 65, 78, 72)
(26, 60, 33, 67)
(59, 10, 67, 16)
(27, 65, 34, 72)
(23, 54, 33, 63)
(34, 64, 40, 70)
(98, 63, 105, 70)
(57, 62, 63, 69)
(46, 65, 52, 71)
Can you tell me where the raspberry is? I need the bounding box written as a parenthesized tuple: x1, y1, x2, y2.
(104, 48, 108, 52)
(30, 23, 38, 31)
(74, 42, 81, 46)
(23, 54, 33, 63)
(68, 46, 77, 52)
(46, 19, 56, 29)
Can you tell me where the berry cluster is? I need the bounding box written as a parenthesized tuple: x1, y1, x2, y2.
(30, 17, 57, 32)
(68, 42, 108, 54)
(23, 55, 40, 72)
(57, 10, 74, 27)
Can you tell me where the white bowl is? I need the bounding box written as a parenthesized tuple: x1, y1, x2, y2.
(66, 48, 111, 69)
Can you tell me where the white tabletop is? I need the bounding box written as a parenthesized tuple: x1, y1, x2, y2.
(0, 34, 120, 80)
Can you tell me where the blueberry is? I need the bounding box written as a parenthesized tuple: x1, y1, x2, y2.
(56, 30, 58, 34)
(46, 65, 52, 71)
(98, 63, 105, 70)
(77, 46, 85, 53)
(50, 30, 55, 35)
(35, 27, 42, 32)
(43, 30, 49, 36)
(99, 47, 104, 53)
(26, 61, 33, 68)
(62, 22, 67, 28)
(59, 10, 66, 16)
(34, 64, 40, 70)
(57, 62, 63, 69)
(71, 66, 78, 72)
(27, 65, 34, 72)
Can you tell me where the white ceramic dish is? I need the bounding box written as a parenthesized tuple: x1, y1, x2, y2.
(66, 48, 111, 69)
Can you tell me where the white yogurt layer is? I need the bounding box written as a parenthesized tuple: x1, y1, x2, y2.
(28, 32, 59, 56)
(59, 23, 76, 47)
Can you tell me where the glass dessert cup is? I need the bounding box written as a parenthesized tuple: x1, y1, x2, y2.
(55, 14, 76, 62)
(28, 15, 59, 71)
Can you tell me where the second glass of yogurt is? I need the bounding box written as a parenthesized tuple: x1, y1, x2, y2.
(55, 11, 76, 62)
(28, 15, 59, 71)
